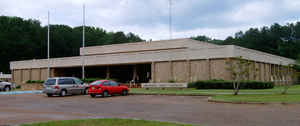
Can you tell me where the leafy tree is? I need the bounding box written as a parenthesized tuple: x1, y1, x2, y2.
(0, 16, 143, 73)
(226, 57, 253, 95)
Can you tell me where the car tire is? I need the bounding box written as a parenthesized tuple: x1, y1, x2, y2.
(102, 91, 109, 98)
(4, 86, 11, 92)
(90, 94, 96, 98)
(60, 90, 67, 97)
(84, 88, 89, 95)
(47, 94, 53, 97)
(122, 90, 128, 96)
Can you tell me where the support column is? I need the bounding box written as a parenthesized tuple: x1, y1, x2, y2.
(11, 70, 14, 82)
(169, 61, 173, 81)
(106, 66, 110, 79)
(132, 65, 137, 82)
(29, 69, 32, 81)
(20, 69, 23, 83)
(186, 60, 191, 82)
(38, 68, 42, 80)
(151, 62, 155, 83)
(207, 59, 211, 80)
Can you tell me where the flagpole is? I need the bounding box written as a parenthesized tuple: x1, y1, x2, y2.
(169, 0, 172, 40)
(47, 11, 50, 79)
(82, 4, 86, 79)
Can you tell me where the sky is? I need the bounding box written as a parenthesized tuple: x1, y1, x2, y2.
(0, 0, 299, 41)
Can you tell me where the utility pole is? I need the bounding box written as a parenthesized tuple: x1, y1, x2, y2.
(82, 3, 86, 79)
(169, 0, 172, 40)
(47, 11, 50, 79)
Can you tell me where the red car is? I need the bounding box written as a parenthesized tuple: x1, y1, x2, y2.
(88, 80, 129, 98)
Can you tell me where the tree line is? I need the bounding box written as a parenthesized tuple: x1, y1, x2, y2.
(1, 16, 300, 74)
(0, 16, 143, 73)
(192, 22, 300, 60)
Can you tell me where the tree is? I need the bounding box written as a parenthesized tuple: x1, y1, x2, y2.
(226, 57, 252, 95)
(0, 16, 144, 73)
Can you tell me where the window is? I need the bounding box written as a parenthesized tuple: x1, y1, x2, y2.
(102, 81, 111, 86)
(73, 78, 83, 84)
(91, 81, 102, 85)
(110, 81, 119, 86)
(58, 78, 75, 85)
(45, 79, 56, 85)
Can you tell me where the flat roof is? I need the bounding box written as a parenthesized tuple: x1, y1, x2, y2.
(10, 39, 296, 70)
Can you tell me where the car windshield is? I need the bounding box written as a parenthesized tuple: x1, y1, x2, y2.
(45, 79, 56, 85)
(90, 81, 102, 85)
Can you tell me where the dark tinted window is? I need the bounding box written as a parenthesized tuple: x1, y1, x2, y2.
(73, 78, 83, 84)
(102, 81, 111, 86)
(58, 78, 74, 85)
(91, 81, 102, 85)
(110, 81, 118, 86)
(45, 79, 56, 85)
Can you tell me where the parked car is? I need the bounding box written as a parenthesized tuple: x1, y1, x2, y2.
(88, 80, 129, 98)
(43, 77, 89, 97)
(0, 80, 16, 91)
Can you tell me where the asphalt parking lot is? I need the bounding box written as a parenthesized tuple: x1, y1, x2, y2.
(1, 94, 300, 126)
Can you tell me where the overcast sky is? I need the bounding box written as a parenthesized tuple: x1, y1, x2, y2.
(0, 0, 299, 40)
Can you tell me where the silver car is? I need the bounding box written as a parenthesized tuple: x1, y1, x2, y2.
(43, 77, 89, 97)
(0, 80, 16, 91)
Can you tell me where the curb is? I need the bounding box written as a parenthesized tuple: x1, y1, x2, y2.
(129, 93, 212, 96)
(207, 96, 300, 105)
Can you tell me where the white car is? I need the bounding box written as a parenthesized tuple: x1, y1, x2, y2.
(0, 80, 16, 91)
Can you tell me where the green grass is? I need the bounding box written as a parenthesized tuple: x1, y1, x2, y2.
(211, 94, 300, 103)
(20, 118, 199, 126)
(130, 85, 300, 103)
(130, 85, 300, 95)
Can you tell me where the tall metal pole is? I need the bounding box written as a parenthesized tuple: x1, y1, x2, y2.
(82, 4, 86, 79)
(169, 0, 172, 40)
(47, 11, 50, 79)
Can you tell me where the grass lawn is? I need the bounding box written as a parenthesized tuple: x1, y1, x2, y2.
(130, 85, 300, 103)
(211, 94, 300, 103)
(20, 118, 199, 126)
(130, 85, 300, 95)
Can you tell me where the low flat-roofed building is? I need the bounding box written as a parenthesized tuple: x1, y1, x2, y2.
(0, 73, 12, 82)
(10, 38, 297, 84)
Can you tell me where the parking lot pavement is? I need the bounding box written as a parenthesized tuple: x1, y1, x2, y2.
(0, 94, 300, 126)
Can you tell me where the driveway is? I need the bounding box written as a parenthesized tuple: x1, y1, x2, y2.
(0, 94, 300, 126)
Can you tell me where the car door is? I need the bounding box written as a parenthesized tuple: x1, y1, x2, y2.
(103, 81, 113, 94)
(59, 78, 77, 95)
(73, 78, 84, 94)
(0, 81, 4, 89)
(110, 81, 121, 94)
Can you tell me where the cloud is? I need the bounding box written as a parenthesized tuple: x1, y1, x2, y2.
(0, 0, 299, 40)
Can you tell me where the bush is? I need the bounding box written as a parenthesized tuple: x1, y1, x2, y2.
(26, 80, 45, 84)
(188, 80, 274, 89)
(16, 85, 21, 89)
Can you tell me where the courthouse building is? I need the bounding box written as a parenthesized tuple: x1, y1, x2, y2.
(10, 38, 296, 83)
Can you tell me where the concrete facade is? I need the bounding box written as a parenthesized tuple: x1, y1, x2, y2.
(10, 38, 297, 84)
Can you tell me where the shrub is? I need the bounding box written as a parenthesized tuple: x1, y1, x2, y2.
(16, 85, 21, 89)
(26, 80, 45, 84)
(188, 80, 274, 89)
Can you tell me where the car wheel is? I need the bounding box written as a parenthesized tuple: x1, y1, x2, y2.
(60, 90, 67, 97)
(84, 88, 89, 95)
(122, 90, 128, 96)
(90, 94, 96, 98)
(47, 94, 53, 97)
(102, 91, 109, 98)
(4, 86, 11, 92)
